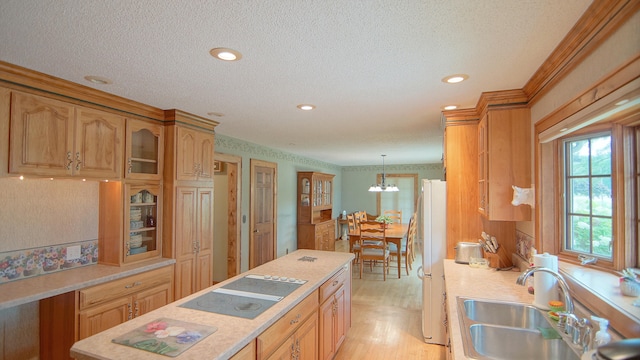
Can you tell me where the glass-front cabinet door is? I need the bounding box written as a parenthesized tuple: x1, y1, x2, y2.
(125, 119, 164, 180)
(125, 184, 162, 263)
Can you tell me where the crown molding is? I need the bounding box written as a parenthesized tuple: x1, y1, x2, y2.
(524, 0, 640, 105)
(0, 61, 165, 121)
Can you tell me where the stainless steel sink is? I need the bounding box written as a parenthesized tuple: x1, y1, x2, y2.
(457, 297, 580, 360)
(469, 324, 578, 360)
(462, 298, 551, 329)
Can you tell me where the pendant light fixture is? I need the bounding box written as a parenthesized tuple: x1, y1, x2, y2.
(368, 155, 399, 192)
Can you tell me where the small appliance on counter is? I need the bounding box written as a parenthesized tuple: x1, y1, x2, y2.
(454, 242, 483, 264)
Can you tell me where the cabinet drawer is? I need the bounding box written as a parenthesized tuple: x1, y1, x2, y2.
(257, 289, 318, 359)
(319, 265, 347, 304)
(79, 266, 173, 310)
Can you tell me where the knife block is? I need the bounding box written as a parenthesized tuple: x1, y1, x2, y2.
(484, 246, 513, 268)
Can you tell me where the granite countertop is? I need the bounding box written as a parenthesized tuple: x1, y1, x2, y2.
(443, 259, 534, 360)
(71, 249, 355, 360)
(0, 257, 176, 310)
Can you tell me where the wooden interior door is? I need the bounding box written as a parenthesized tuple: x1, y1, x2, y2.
(214, 153, 242, 279)
(250, 159, 277, 269)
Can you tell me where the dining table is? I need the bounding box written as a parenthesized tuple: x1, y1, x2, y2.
(348, 222, 409, 279)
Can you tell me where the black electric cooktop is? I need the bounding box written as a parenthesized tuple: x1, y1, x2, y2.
(179, 275, 306, 319)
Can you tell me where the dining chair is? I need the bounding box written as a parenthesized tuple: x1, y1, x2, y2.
(347, 214, 360, 262)
(383, 209, 402, 224)
(389, 212, 417, 276)
(358, 220, 390, 280)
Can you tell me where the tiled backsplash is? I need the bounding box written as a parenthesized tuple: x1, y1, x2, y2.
(515, 230, 534, 262)
(0, 239, 98, 284)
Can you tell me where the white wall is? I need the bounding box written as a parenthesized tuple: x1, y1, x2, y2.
(340, 163, 444, 215)
(214, 134, 342, 272)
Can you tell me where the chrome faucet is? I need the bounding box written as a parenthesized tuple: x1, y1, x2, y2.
(517, 267, 594, 352)
(516, 266, 574, 314)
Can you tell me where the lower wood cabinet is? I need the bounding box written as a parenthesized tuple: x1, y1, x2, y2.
(297, 219, 336, 251)
(267, 313, 318, 360)
(39, 265, 174, 360)
(231, 341, 257, 360)
(257, 290, 319, 360)
(318, 265, 350, 360)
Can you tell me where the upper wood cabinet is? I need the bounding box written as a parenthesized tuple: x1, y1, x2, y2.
(99, 182, 163, 266)
(10, 91, 124, 178)
(174, 126, 214, 182)
(297, 171, 335, 251)
(125, 119, 164, 180)
(297, 172, 334, 224)
(443, 119, 481, 259)
(478, 106, 531, 221)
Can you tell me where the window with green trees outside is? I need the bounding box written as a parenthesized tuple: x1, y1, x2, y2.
(563, 132, 612, 259)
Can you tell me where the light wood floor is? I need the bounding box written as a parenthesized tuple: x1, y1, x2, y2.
(334, 239, 446, 360)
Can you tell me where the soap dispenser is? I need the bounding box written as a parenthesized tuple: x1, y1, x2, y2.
(591, 315, 611, 347)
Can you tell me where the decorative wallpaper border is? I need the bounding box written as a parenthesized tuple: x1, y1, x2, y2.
(342, 163, 443, 172)
(215, 134, 342, 170)
(0, 239, 98, 284)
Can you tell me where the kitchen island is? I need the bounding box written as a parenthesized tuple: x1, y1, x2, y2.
(71, 249, 354, 360)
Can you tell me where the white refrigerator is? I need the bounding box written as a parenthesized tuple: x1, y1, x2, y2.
(417, 179, 447, 345)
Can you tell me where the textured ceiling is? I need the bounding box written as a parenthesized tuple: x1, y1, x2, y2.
(0, 0, 591, 166)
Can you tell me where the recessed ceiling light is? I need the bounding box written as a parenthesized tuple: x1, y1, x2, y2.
(210, 48, 242, 61)
(84, 75, 112, 85)
(297, 104, 316, 111)
(443, 105, 458, 110)
(442, 74, 469, 84)
(207, 112, 224, 117)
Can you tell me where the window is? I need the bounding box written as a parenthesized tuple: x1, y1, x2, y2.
(562, 133, 613, 259)
(376, 174, 418, 223)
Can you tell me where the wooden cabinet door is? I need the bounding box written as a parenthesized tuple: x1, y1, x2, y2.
(265, 337, 295, 360)
(176, 126, 198, 181)
(197, 132, 214, 180)
(477, 115, 488, 216)
(319, 297, 335, 360)
(174, 187, 197, 299)
(74, 106, 124, 178)
(175, 127, 214, 181)
(195, 188, 213, 291)
(125, 119, 164, 180)
(78, 296, 131, 339)
(10, 91, 75, 176)
(334, 286, 346, 351)
(484, 108, 531, 221)
(297, 313, 319, 360)
(230, 341, 257, 360)
(319, 221, 334, 251)
(134, 282, 172, 317)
